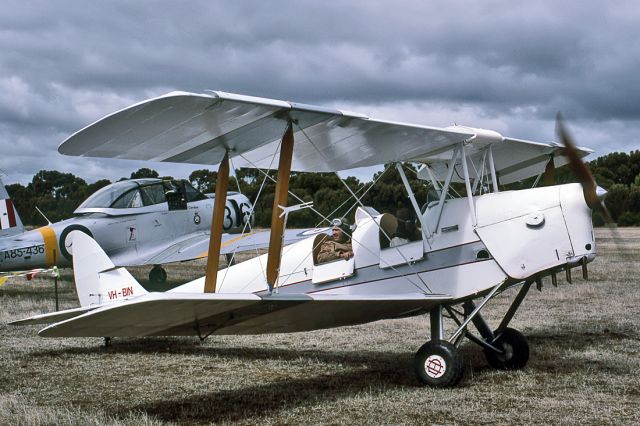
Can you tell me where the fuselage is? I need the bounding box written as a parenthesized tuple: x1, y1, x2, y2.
(166, 183, 595, 303)
(0, 178, 252, 272)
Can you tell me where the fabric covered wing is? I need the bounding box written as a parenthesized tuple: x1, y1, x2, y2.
(38, 292, 450, 337)
(425, 137, 592, 185)
(59, 91, 474, 173)
(9, 306, 95, 325)
(59, 91, 592, 180)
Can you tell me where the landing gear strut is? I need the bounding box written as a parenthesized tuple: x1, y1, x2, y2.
(414, 306, 465, 387)
(414, 281, 533, 387)
(149, 265, 167, 285)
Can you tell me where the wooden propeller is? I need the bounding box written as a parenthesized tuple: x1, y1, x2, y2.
(555, 114, 612, 223)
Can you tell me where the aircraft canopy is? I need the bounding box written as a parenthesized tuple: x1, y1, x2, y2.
(75, 178, 206, 213)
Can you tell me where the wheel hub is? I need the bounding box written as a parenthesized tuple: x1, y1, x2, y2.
(424, 355, 447, 378)
(496, 342, 514, 362)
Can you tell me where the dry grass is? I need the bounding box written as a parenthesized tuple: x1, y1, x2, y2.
(0, 229, 639, 425)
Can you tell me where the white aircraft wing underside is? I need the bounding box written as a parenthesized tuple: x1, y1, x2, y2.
(9, 305, 96, 325)
(426, 137, 592, 185)
(58, 91, 474, 172)
(38, 291, 450, 337)
(59, 91, 592, 180)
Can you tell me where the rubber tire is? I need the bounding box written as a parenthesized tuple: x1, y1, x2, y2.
(484, 327, 530, 370)
(414, 340, 465, 387)
(149, 266, 167, 285)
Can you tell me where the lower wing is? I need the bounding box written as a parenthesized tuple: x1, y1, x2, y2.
(29, 291, 451, 337)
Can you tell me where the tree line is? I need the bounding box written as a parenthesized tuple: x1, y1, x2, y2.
(5, 151, 640, 228)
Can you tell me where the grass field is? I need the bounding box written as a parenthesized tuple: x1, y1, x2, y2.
(1, 228, 639, 425)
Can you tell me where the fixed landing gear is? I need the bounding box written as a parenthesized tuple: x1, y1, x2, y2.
(149, 265, 167, 285)
(415, 340, 465, 387)
(415, 281, 533, 387)
(484, 327, 529, 370)
(415, 306, 465, 387)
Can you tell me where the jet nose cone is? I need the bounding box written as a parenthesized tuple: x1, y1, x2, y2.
(596, 186, 607, 201)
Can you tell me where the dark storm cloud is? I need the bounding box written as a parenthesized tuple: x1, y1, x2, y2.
(0, 0, 639, 185)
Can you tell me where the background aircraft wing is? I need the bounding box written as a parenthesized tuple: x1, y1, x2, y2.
(37, 291, 450, 337)
(114, 228, 329, 266)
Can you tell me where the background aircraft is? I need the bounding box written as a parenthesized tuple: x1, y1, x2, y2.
(14, 91, 599, 388)
(0, 176, 317, 284)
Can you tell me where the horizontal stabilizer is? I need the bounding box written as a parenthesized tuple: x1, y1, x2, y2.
(38, 291, 451, 337)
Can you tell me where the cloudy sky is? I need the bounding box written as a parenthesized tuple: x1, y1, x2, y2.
(1, 0, 638, 185)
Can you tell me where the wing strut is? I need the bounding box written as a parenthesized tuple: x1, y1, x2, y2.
(266, 122, 294, 291)
(204, 151, 229, 293)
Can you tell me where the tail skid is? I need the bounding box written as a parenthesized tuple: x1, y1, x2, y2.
(70, 231, 148, 307)
(0, 176, 24, 238)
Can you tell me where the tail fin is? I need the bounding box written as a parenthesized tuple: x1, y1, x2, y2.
(0, 177, 24, 238)
(69, 231, 148, 307)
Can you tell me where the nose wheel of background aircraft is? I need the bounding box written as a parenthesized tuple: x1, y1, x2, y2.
(484, 327, 529, 370)
(414, 340, 465, 387)
(149, 265, 167, 285)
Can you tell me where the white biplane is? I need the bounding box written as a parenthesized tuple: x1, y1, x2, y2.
(12, 91, 604, 387)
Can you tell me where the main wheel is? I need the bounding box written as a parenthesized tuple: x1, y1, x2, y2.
(484, 327, 529, 370)
(149, 265, 167, 285)
(414, 340, 465, 387)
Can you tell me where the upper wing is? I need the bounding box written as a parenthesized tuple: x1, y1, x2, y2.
(36, 291, 450, 337)
(59, 91, 592, 180)
(58, 91, 475, 172)
(424, 136, 593, 185)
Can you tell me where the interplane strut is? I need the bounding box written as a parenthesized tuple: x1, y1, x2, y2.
(204, 152, 229, 293)
(266, 122, 294, 291)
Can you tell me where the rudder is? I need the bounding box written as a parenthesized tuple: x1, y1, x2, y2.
(0, 177, 24, 238)
(69, 231, 148, 307)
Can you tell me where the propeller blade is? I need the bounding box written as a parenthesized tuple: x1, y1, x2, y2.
(555, 114, 597, 206)
(555, 114, 613, 223)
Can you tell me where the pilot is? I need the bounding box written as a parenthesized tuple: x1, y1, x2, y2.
(317, 218, 353, 263)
